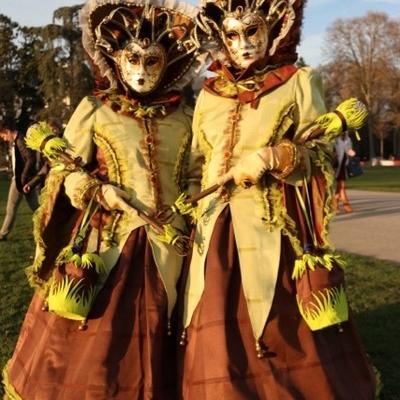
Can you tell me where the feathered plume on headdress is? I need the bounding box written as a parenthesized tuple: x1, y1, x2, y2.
(80, 0, 202, 93)
(194, 0, 307, 67)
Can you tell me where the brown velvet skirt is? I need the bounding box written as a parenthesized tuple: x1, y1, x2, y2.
(5, 227, 176, 400)
(179, 208, 376, 400)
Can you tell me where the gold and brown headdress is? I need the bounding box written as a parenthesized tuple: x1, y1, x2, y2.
(80, 0, 201, 93)
(194, 0, 306, 68)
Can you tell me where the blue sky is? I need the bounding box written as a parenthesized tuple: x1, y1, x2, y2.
(0, 0, 399, 66)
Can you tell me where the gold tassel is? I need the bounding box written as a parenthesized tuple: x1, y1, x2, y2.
(255, 339, 265, 359)
(167, 320, 172, 336)
(179, 329, 187, 346)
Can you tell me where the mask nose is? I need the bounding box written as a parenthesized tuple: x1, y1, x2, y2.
(239, 34, 251, 49)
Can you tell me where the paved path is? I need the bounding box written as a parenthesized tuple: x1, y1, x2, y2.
(330, 190, 400, 264)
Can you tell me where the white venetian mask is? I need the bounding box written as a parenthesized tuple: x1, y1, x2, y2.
(116, 39, 167, 94)
(222, 10, 268, 70)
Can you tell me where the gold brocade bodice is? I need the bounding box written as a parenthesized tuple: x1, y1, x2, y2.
(64, 96, 192, 215)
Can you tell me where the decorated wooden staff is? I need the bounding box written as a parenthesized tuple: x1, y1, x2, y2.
(25, 121, 190, 256)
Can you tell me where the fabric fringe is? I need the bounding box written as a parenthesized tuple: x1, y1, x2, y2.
(2, 364, 22, 400)
(292, 252, 346, 280)
(268, 102, 296, 146)
(193, 125, 213, 221)
(25, 171, 67, 297)
(93, 130, 127, 243)
(313, 146, 336, 248)
(281, 213, 303, 258)
(57, 246, 106, 274)
(173, 115, 192, 193)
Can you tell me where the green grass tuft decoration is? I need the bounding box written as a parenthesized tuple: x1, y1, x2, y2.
(47, 276, 97, 321)
(297, 285, 349, 331)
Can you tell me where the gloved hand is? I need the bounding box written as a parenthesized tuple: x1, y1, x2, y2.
(218, 140, 297, 186)
(97, 184, 138, 216)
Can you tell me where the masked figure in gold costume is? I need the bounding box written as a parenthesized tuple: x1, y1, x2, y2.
(3, 0, 201, 398)
(177, 0, 377, 398)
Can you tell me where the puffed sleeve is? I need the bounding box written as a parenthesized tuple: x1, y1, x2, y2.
(185, 90, 206, 196)
(284, 67, 331, 185)
(63, 96, 101, 208)
(294, 67, 327, 140)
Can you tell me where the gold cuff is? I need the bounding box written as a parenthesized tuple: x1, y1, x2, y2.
(270, 140, 299, 180)
(74, 178, 102, 209)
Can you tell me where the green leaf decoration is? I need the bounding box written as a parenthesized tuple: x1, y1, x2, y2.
(81, 253, 105, 274)
(157, 224, 179, 245)
(292, 252, 347, 280)
(174, 193, 195, 216)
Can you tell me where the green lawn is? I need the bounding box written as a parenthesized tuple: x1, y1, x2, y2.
(347, 166, 400, 192)
(0, 179, 399, 399)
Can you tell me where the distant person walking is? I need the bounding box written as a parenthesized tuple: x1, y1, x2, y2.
(334, 132, 356, 213)
(0, 128, 39, 241)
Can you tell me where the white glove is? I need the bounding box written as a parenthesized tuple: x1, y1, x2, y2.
(98, 184, 138, 216)
(218, 141, 296, 186)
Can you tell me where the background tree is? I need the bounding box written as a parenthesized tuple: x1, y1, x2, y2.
(321, 12, 400, 160)
(0, 15, 19, 130)
(14, 27, 44, 133)
(30, 5, 93, 122)
(0, 5, 93, 135)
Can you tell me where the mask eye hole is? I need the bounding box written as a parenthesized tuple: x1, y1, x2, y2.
(246, 25, 258, 37)
(225, 31, 239, 41)
(127, 52, 140, 64)
(146, 57, 160, 67)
